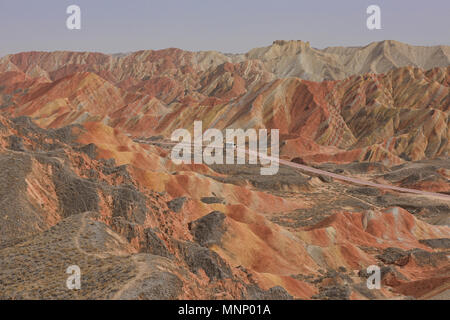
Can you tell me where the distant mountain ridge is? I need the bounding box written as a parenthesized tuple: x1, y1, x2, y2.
(1, 40, 449, 82)
(248, 40, 450, 80)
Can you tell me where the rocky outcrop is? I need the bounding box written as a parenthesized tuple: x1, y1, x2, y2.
(188, 211, 227, 247)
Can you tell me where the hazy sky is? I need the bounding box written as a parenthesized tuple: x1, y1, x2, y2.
(1, 0, 449, 57)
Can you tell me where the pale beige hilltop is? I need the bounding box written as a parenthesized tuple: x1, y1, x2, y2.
(246, 40, 450, 81)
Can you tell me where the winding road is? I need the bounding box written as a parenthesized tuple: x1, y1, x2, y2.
(135, 139, 450, 201)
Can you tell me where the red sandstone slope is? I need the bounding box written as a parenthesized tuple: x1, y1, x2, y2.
(2, 63, 448, 165)
(0, 113, 448, 299)
(0, 45, 449, 300)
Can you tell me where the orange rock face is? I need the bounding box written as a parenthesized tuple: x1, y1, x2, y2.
(0, 43, 448, 300)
